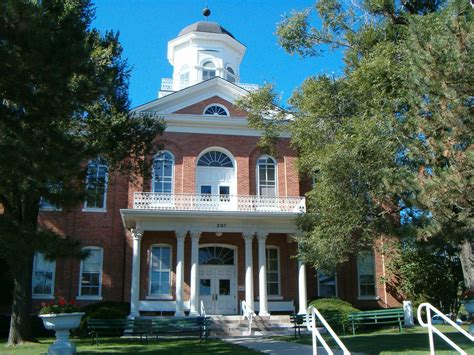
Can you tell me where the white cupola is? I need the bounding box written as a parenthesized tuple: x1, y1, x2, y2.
(167, 19, 246, 91)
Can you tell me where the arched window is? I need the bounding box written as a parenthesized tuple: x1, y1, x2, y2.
(179, 65, 189, 88)
(257, 156, 277, 197)
(202, 61, 216, 81)
(203, 104, 229, 116)
(198, 151, 233, 167)
(226, 66, 236, 83)
(152, 151, 174, 193)
(84, 159, 108, 210)
(149, 245, 172, 296)
(199, 246, 234, 265)
(79, 247, 103, 299)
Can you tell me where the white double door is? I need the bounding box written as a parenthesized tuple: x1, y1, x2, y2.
(196, 166, 236, 209)
(199, 265, 237, 315)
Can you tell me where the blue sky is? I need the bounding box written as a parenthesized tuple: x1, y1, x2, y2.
(92, 0, 344, 108)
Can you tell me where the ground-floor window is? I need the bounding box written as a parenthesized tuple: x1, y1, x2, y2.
(149, 245, 172, 296)
(266, 247, 280, 296)
(79, 247, 103, 298)
(357, 250, 376, 297)
(317, 271, 337, 297)
(32, 252, 55, 298)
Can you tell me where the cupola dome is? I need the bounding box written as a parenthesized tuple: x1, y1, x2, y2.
(178, 21, 235, 39)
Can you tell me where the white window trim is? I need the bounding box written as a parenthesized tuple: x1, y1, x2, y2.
(151, 151, 175, 194)
(266, 246, 281, 297)
(148, 244, 173, 299)
(317, 271, 338, 298)
(83, 161, 108, 212)
(257, 155, 278, 197)
(32, 252, 56, 299)
(225, 65, 236, 82)
(203, 103, 230, 116)
(78, 246, 104, 300)
(357, 250, 377, 299)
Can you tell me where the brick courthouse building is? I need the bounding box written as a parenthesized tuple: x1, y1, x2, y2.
(35, 19, 400, 318)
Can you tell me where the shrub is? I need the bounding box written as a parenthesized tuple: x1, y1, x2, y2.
(76, 301, 130, 336)
(309, 298, 359, 333)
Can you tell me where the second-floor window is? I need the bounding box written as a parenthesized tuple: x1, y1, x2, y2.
(84, 159, 108, 210)
(257, 156, 277, 197)
(152, 151, 174, 193)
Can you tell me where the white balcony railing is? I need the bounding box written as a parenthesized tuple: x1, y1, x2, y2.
(133, 192, 306, 213)
(160, 78, 259, 92)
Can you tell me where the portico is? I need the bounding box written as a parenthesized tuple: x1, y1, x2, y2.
(121, 198, 307, 317)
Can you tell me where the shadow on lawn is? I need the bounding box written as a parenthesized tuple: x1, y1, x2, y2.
(340, 331, 473, 354)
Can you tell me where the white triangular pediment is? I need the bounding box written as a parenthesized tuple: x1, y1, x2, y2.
(132, 77, 249, 115)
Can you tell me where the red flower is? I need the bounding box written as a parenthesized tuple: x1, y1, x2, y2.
(69, 299, 76, 305)
(58, 298, 66, 306)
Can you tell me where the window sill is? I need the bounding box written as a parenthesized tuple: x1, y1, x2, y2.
(268, 296, 284, 300)
(146, 295, 173, 300)
(32, 295, 55, 300)
(357, 296, 380, 301)
(81, 208, 107, 213)
(39, 208, 62, 212)
(77, 295, 103, 301)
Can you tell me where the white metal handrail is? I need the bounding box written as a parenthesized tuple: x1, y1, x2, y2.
(133, 192, 306, 213)
(200, 300, 206, 318)
(306, 306, 350, 355)
(417, 302, 473, 355)
(241, 300, 255, 335)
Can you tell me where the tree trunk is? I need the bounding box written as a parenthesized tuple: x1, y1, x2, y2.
(459, 239, 474, 292)
(7, 254, 34, 345)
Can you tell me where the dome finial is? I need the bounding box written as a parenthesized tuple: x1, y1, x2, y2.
(202, 7, 211, 21)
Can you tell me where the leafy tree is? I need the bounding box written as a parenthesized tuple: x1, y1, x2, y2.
(0, 0, 164, 345)
(387, 237, 464, 314)
(237, 0, 473, 290)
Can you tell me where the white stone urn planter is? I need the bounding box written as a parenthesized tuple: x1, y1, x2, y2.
(39, 312, 85, 355)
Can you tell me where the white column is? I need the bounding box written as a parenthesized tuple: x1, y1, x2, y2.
(257, 234, 269, 316)
(298, 260, 308, 314)
(175, 230, 186, 317)
(129, 229, 143, 319)
(243, 233, 254, 311)
(189, 231, 201, 316)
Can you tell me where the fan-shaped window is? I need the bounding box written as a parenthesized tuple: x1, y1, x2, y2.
(199, 246, 234, 265)
(202, 61, 216, 81)
(198, 151, 233, 167)
(257, 156, 277, 197)
(226, 66, 236, 83)
(152, 151, 174, 193)
(204, 104, 229, 116)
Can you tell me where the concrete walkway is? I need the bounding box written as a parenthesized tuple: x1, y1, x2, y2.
(223, 336, 362, 355)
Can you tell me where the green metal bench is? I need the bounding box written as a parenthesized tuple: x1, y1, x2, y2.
(290, 314, 312, 338)
(88, 317, 209, 345)
(348, 308, 404, 335)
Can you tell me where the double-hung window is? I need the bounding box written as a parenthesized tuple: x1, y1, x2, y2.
(257, 156, 277, 197)
(266, 247, 280, 296)
(317, 271, 337, 297)
(84, 159, 108, 211)
(152, 152, 174, 193)
(149, 246, 172, 297)
(32, 252, 55, 298)
(357, 250, 376, 298)
(79, 247, 103, 298)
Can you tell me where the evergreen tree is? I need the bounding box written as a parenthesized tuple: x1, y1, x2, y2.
(0, 0, 164, 345)
(237, 0, 473, 290)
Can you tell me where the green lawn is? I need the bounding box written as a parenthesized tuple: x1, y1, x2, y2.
(278, 325, 474, 354)
(1, 337, 259, 355)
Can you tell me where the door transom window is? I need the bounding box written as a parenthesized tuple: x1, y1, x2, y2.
(199, 247, 234, 265)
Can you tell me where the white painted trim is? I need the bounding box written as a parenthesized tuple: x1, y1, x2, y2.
(357, 296, 380, 301)
(77, 295, 103, 301)
(139, 300, 191, 312)
(78, 246, 103, 299)
(203, 103, 230, 116)
(81, 208, 107, 213)
(148, 244, 173, 298)
(32, 295, 55, 300)
(83, 161, 108, 211)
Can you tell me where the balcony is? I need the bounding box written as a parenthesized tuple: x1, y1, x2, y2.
(133, 192, 306, 214)
(160, 78, 260, 92)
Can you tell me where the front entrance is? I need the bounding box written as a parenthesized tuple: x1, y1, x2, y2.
(198, 246, 237, 315)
